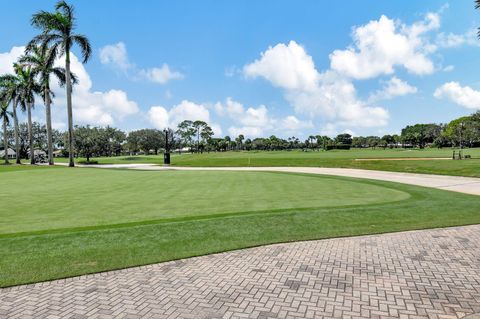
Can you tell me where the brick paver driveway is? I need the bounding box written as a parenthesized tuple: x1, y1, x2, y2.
(1, 225, 480, 319)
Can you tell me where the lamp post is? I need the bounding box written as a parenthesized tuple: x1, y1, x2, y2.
(163, 129, 170, 165)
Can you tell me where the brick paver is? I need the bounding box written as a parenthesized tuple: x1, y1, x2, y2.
(1, 225, 480, 318)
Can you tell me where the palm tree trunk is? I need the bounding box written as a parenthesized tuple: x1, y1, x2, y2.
(12, 98, 20, 164)
(45, 88, 54, 165)
(27, 102, 34, 165)
(3, 117, 9, 165)
(65, 50, 75, 167)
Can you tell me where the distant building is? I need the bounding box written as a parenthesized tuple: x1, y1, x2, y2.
(0, 148, 16, 159)
(53, 150, 64, 158)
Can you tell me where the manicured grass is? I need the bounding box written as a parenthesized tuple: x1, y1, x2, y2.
(1, 165, 480, 287)
(55, 148, 480, 177)
(0, 167, 408, 234)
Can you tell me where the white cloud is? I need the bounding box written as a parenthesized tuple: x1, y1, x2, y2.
(244, 42, 389, 128)
(228, 126, 264, 138)
(0, 46, 24, 74)
(330, 13, 438, 80)
(319, 123, 338, 136)
(243, 10, 442, 129)
(244, 41, 319, 91)
(436, 29, 479, 48)
(0, 45, 139, 127)
(99, 42, 183, 84)
(443, 65, 455, 72)
(215, 98, 313, 137)
(147, 106, 170, 129)
(215, 98, 276, 137)
(147, 100, 222, 136)
(240, 105, 271, 127)
(280, 115, 313, 131)
(138, 64, 184, 84)
(52, 53, 139, 126)
(214, 97, 244, 117)
(434, 82, 480, 109)
(318, 123, 356, 137)
(369, 77, 417, 102)
(52, 121, 66, 130)
(99, 42, 131, 71)
(169, 100, 210, 125)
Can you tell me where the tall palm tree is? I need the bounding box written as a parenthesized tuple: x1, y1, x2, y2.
(30, 0, 91, 167)
(15, 63, 41, 165)
(0, 101, 12, 164)
(19, 45, 71, 165)
(0, 74, 21, 164)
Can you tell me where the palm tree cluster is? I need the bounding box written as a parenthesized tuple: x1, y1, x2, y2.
(0, 0, 90, 167)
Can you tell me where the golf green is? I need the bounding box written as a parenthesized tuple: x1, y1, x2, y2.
(1, 167, 409, 234)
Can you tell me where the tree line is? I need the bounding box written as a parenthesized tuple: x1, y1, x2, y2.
(0, 0, 90, 166)
(2, 111, 479, 162)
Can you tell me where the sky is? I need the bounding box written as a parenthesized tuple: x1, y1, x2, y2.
(1, 0, 480, 139)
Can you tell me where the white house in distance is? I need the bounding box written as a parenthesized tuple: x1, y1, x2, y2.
(0, 148, 16, 159)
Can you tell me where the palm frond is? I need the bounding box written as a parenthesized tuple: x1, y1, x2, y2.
(31, 10, 56, 30)
(72, 35, 91, 63)
(55, 0, 74, 23)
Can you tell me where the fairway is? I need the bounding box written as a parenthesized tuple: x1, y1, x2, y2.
(2, 165, 480, 287)
(0, 168, 409, 234)
(55, 148, 480, 177)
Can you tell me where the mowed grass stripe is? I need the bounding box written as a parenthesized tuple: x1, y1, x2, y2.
(0, 168, 408, 234)
(1, 165, 480, 287)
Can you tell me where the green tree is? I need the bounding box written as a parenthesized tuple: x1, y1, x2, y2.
(191, 120, 213, 153)
(30, 0, 92, 167)
(235, 134, 244, 150)
(0, 101, 12, 164)
(0, 74, 22, 163)
(176, 120, 195, 152)
(72, 125, 98, 162)
(19, 45, 72, 165)
(308, 135, 316, 150)
(127, 129, 164, 155)
(15, 63, 41, 164)
(401, 124, 442, 148)
(224, 136, 231, 151)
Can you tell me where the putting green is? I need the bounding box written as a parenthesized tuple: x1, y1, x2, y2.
(0, 168, 409, 234)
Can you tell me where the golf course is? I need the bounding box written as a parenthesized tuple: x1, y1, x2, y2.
(1, 162, 480, 288)
(57, 148, 480, 177)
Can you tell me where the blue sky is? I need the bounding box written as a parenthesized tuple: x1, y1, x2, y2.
(1, 0, 480, 138)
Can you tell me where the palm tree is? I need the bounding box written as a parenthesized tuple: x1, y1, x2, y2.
(19, 45, 71, 165)
(15, 63, 41, 165)
(192, 120, 208, 153)
(308, 135, 316, 151)
(236, 134, 244, 151)
(30, 0, 91, 167)
(0, 101, 12, 164)
(0, 74, 21, 164)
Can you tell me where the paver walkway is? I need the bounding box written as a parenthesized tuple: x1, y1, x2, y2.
(1, 225, 480, 319)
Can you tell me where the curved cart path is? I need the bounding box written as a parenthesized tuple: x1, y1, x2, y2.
(72, 163, 480, 196)
(2, 225, 480, 318)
